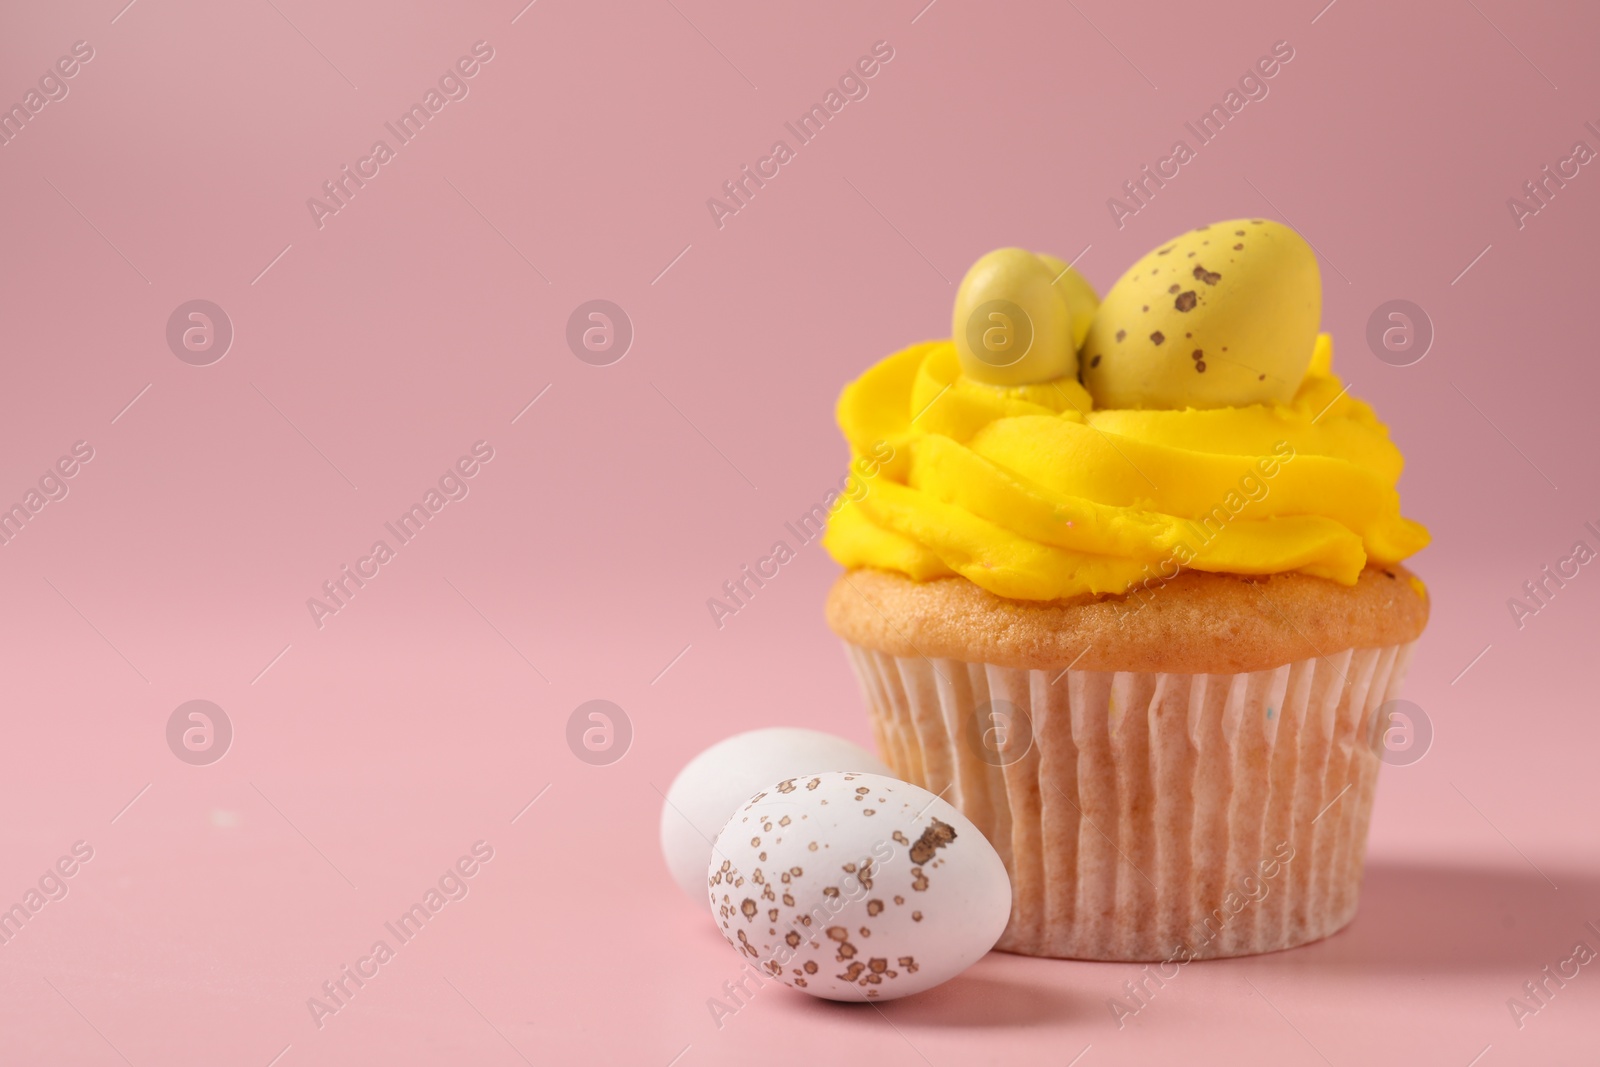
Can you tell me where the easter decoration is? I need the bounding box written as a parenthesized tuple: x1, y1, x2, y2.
(666, 218, 1412, 991)
(659, 728, 890, 902)
(708, 771, 1011, 1002)
(951, 248, 1098, 386)
(1081, 219, 1321, 409)
(948, 219, 1321, 408)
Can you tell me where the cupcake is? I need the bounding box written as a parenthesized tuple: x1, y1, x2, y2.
(821, 222, 1430, 961)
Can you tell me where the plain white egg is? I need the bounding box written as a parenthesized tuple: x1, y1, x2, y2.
(659, 728, 890, 902)
(708, 771, 1011, 1002)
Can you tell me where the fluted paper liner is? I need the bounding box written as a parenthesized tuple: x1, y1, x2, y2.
(844, 641, 1416, 960)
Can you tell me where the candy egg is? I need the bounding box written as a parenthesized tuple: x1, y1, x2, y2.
(952, 249, 1085, 386)
(708, 771, 1011, 1002)
(1080, 219, 1321, 409)
(1035, 253, 1100, 350)
(660, 728, 890, 902)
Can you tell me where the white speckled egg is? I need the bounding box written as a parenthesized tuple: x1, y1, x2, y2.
(708, 771, 1011, 1002)
(660, 729, 890, 902)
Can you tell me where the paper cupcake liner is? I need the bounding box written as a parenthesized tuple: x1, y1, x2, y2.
(843, 641, 1416, 961)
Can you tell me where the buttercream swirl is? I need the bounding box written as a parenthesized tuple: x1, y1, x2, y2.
(822, 334, 1429, 601)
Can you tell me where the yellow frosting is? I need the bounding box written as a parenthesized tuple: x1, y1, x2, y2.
(822, 333, 1430, 601)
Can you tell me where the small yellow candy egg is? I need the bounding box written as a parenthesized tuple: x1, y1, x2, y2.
(952, 249, 1079, 386)
(1080, 219, 1320, 409)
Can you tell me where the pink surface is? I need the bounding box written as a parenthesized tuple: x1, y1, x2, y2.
(2, 0, 1597, 1064)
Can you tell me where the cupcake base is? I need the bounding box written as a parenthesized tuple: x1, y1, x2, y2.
(844, 641, 1416, 960)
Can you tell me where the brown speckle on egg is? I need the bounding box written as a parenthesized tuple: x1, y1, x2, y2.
(867, 899, 884, 916)
(909, 819, 958, 864)
(1175, 291, 1197, 312)
(1193, 264, 1221, 285)
(1195, 361, 1207, 372)
(1234, 243, 1244, 250)
(1090, 355, 1101, 368)
(1150, 331, 1165, 345)
(1168, 284, 1180, 294)
(1115, 329, 1126, 342)
(1158, 245, 1174, 255)
(1191, 350, 1203, 361)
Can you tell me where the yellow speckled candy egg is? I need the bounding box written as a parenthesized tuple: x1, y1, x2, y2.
(1081, 219, 1320, 409)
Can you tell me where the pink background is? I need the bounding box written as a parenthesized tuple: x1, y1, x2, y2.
(2, 0, 1597, 1063)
